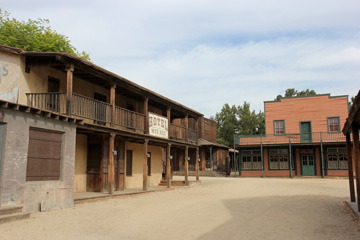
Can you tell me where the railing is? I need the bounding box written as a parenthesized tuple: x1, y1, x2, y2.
(26, 92, 67, 114)
(170, 124, 186, 140)
(114, 106, 145, 131)
(72, 93, 111, 123)
(238, 132, 347, 146)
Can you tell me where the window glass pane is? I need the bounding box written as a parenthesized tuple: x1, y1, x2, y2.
(328, 117, 339, 132)
(274, 120, 284, 134)
(327, 154, 338, 169)
(339, 154, 348, 169)
(270, 155, 279, 169)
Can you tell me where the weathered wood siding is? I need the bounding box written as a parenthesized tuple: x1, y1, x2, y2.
(265, 95, 348, 134)
(198, 117, 217, 142)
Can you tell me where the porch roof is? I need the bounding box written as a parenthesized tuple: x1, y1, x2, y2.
(343, 90, 360, 135)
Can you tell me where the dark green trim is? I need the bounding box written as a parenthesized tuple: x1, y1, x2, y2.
(273, 119, 286, 136)
(299, 147, 316, 176)
(325, 146, 348, 170)
(299, 121, 312, 143)
(267, 148, 294, 171)
(327, 116, 341, 133)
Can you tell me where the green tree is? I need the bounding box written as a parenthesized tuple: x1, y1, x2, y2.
(0, 9, 90, 60)
(212, 102, 265, 147)
(275, 88, 316, 101)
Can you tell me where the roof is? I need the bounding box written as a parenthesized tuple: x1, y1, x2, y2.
(198, 138, 229, 149)
(343, 90, 360, 134)
(0, 44, 203, 118)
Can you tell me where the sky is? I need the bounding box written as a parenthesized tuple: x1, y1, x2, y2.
(2, 0, 360, 117)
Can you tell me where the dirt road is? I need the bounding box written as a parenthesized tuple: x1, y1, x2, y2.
(1, 177, 359, 240)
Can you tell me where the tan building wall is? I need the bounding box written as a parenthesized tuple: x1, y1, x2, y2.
(74, 134, 88, 193)
(265, 95, 348, 134)
(0, 51, 21, 103)
(125, 142, 163, 189)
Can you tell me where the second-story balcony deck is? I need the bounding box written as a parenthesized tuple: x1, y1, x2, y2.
(237, 132, 346, 147)
(26, 92, 197, 143)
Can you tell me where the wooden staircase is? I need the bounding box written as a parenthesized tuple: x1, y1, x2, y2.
(0, 206, 30, 224)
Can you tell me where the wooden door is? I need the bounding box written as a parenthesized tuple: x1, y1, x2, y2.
(302, 155, 315, 176)
(300, 122, 312, 143)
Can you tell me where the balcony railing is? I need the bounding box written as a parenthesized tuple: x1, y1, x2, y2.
(238, 132, 347, 146)
(26, 92, 198, 141)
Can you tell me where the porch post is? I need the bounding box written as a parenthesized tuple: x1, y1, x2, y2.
(185, 114, 189, 141)
(185, 146, 189, 186)
(352, 124, 360, 211)
(167, 107, 171, 138)
(346, 133, 355, 202)
(167, 143, 171, 188)
(143, 139, 149, 191)
(110, 82, 116, 127)
(100, 135, 105, 192)
(65, 63, 74, 115)
(144, 98, 149, 134)
(320, 132, 324, 178)
(117, 139, 125, 191)
(108, 132, 115, 194)
(196, 147, 200, 180)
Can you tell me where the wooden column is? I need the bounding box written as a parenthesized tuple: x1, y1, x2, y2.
(110, 82, 116, 127)
(352, 124, 360, 211)
(167, 143, 171, 188)
(196, 147, 200, 180)
(185, 114, 189, 141)
(117, 139, 125, 191)
(144, 98, 149, 134)
(108, 132, 116, 194)
(143, 139, 149, 191)
(167, 107, 171, 135)
(185, 146, 189, 186)
(346, 133, 356, 202)
(65, 64, 74, 115)
(99, 135, 105, 193)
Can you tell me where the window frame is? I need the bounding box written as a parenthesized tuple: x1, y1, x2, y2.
(273, 120, 285, 136)
(241, 150, 262, 170)
(126, 150, 133, 176)
(327, 147, 347, 170)
(327, 117, 340, 133)
(268, 149, 294, 170)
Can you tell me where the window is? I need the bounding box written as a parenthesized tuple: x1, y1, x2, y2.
(274, 120, 285, 135)
(126, 150, 133, 176)
(328, 117, 340, 133)
(147, 152, 151, 176)
(26, 128, 63, 181)
(327, 148, 347, 170)
(241, 150, 262, 170)
(269, 149, 294, 170)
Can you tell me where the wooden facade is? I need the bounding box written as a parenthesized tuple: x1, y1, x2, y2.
(236, 95, 349, 177)
(0, 44, 203, 213)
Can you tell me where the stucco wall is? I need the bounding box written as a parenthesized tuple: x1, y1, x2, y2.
(0, 51, 21, 103)
(74, 134, 87, 193)
(125, 142, 163, 189)
(0, 108, 76, 213)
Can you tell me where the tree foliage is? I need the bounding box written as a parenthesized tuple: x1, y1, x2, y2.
(275, 88, 316, 101)
(212, 102, 265, 147)
(0, 9, 90, 60)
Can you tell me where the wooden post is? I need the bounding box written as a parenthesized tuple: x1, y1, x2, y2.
(144, 98, 149, 134)
(196, 147, 200, 180)
(167, 143, 171, 188)
(108, 132, 115, 194)
(143, 139, 149, 191)
(167, 107, 171, 135)
(65, 64, 74, 115)
(110, 82, 116, 127)
(185, 146, 189, 186)
(352, 125, 360, 211)
(346, 133, 356, 202)
(185, 114, 188, 141)
(117, 139, 125, 191)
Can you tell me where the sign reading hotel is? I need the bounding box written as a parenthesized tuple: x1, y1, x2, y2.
(148, 112, 168, 139)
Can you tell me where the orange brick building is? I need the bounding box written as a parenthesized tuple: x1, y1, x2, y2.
(235, 94, 349, 177)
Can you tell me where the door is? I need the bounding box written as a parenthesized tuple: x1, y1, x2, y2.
(300, 122, 312, 142)
(302, 155, 315, 176)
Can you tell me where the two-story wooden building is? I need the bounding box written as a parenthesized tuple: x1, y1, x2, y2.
(236, 94, 349, 177)
(0, 44, 202, 213)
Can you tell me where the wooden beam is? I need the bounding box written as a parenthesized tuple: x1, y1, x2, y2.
(346, 133, 356, 202)
(66, 63, 74, 115)
(167, 143, 171, 188)
(108, 132, 115, 194)
(110, 82, 116, 128)
(143, 139, 149, 191)
(352, 125, 360, 211)
(185, 114, 188, 142)
(144, 98, 149, 134)
(196, 147, 200, 181)
(185, 146, 189, 186)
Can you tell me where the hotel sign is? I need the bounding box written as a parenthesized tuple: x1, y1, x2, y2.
(148, 112, 168, 139)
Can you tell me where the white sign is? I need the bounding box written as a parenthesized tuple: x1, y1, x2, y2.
(148, 112, 168, 139)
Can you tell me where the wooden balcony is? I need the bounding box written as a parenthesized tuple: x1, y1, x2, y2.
(26, 92, 198, 143)
(238, 132, 347, 146)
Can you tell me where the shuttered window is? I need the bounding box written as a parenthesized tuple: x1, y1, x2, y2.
(26, 129, 63, 181)
(126, 150, 133, 176)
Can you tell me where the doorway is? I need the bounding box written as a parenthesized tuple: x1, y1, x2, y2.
(301, 155, 315, 176)
(300, 122, 312, 143)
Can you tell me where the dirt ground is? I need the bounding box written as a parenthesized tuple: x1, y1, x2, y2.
(1, 177, 359, 240)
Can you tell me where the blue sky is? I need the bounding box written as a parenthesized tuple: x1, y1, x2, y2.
(2, 0, 359, 117)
